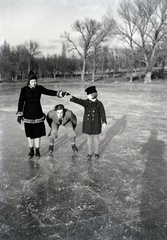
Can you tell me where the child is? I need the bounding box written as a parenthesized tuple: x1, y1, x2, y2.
(46, 104, 78, 156)
(66, 86, 107, 160)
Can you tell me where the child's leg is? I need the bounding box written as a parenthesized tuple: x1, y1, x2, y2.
(87, 134, 93, 156)
(94, 134, 100, 155)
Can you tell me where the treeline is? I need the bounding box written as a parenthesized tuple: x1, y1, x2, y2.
(0, 38, 166, 83)
(0, 40, 83, 82)
(1, 0, 167, 83)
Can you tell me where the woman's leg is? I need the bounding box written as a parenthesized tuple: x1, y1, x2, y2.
(27, 137, 34, 158)
(34, 138, 41, 157)
(27, 137, 34, 147)
(34, 138, 41, 148)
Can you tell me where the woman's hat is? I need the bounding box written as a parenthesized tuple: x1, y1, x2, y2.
(28, 70, 37, 81)
(85, 86, 97, 95)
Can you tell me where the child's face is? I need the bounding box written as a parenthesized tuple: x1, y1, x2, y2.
(87, 92, 97, 101)
(87, 94, 93, 100)
(29, 79, 37, 88)
(56, 109, 64, 119)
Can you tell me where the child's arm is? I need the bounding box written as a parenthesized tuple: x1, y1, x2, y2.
(70, 96, 87, 107)
(99, 102, 107, 132)
(99, 102, 107, 124)
(64, 92, 87, 107)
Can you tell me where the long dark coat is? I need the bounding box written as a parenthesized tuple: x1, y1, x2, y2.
(17, 85, 59, 123)
(70, 96, 107, 135)
(17, 85, 60, 139)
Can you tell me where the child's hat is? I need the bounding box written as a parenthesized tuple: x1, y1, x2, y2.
(85, 86, 97, 95)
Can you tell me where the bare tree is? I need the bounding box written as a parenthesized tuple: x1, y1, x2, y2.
(11, 45, 27, 80)
(0, 40, 12, 81)
(63, 18, 114, 81)
(113, 0, 167, 83)
(61, 42, 67, 58)
(91, 18, 114, 82)
(24, 40, 41, 73)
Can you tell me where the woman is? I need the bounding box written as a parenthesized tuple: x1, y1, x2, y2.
(16, 70, 64, 158)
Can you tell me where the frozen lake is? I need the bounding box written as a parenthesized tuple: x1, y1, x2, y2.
(0, 81, 167, 239)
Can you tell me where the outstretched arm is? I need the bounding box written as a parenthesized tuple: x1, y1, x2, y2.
(41, 86, 63, 98)
(70, 96, 88, 107)
(63, 91, 88, 107)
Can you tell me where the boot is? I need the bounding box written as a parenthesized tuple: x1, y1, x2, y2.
(48, 145, 54, 156)
(71, 144, 78, 153)
(95, 154, 99, 160)
(28, 147, 34, 159)
(35, 148, 41, 158)
(87, 154, 92, 161)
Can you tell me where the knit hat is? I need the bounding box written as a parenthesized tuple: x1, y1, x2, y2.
(85, 86, 97, 95)
(28, 70, 37, 84)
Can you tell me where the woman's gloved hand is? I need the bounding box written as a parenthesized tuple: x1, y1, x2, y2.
(17, 116, 23, 124)
(57, 90, 63, 98)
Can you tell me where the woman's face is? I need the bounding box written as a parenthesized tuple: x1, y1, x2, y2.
(29, 79, 37, 88)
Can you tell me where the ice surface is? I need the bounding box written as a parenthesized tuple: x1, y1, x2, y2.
(0, 82, 167, 239)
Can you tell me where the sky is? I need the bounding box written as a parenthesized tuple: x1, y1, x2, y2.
(0, 0, 118, 57)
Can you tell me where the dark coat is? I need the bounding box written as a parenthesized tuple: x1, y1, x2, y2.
(70, 96, 107, 135)
(17, 85, 59, 123)
(46, 109, 77, 127)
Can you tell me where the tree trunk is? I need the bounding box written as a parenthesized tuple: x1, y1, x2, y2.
(92, 53, 96, 82)
(128, 53, 134, 83)
(92, 71, 95, 82)
(28, 58, 31, 73)
(144, 71, 152, 83)
(129, 74, 133, 83)
(81, 58, 86, 81)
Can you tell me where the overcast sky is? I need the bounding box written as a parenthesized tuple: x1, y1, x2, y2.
(0, 0, 118, 56)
